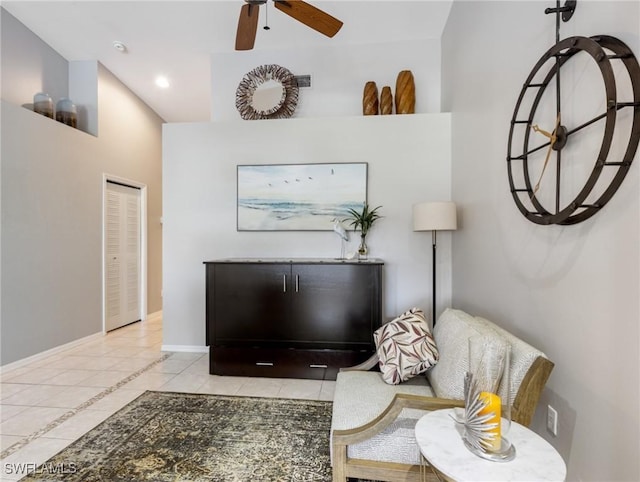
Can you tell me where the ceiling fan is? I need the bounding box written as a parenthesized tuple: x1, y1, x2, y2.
(235, 0, 343, 51)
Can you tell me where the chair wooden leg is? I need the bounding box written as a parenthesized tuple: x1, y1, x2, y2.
(332, 444, 347, 482)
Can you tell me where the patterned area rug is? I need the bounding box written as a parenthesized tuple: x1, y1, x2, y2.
(21, 391, 333, 481)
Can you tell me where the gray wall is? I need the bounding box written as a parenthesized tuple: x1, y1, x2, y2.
(1, 8, 68, 108)
(1, 11, 164, 365)
(162, 114, 453, 349)
(442, 1, 639, 480)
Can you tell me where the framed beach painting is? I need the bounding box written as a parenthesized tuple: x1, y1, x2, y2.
(237, 162, 368, 231)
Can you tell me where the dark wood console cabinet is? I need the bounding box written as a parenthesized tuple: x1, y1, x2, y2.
(205, 259, 383, 380)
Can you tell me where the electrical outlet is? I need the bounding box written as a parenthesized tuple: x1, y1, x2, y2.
(547, 405, 558, 436)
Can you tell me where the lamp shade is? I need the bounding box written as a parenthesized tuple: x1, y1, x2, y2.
(413, 201, 457, 232)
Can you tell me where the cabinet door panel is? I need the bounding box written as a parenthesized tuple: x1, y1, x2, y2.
(212, 264, 290, 344)
(289, 264, 380, 349)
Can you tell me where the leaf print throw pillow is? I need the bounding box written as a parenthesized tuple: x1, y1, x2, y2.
(373, 307, 439, 385)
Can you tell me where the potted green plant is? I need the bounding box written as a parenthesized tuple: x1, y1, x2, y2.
(345, 203, 382, 259)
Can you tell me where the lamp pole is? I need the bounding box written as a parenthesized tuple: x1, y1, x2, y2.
(412, 201, 458, 327)
(432, 230, 437, 326)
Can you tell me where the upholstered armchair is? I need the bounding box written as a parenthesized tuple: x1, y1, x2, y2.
(330, 309, 554, 482)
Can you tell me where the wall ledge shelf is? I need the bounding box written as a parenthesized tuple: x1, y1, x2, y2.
(21, 104, 97, 137)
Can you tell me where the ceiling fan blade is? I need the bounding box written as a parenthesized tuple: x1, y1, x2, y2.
(235, 3, 260, 50)
(273, 0, 343, 38)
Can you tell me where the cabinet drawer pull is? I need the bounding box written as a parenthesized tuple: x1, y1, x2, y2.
(256, 362, 274, 366)
(295, 275, 299, 292)
(309, 364, 328, 369)
(283, 274, 287, 293)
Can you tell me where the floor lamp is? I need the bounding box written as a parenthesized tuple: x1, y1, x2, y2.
(413, 201, 458, 325)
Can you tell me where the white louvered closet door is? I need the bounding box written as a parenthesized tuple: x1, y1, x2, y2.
(105, 182, 141, 331)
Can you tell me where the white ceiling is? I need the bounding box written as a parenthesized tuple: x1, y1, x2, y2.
(3, 1, 453, 123)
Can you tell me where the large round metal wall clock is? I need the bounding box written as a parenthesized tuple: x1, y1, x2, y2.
(506, 0, 640, 225)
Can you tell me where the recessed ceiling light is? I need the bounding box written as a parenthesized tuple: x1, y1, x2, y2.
(155, 76, 170, 89)
(113, 41, 127, 53)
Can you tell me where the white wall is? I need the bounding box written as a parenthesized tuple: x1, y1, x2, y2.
(69, 60, 99, 136)
(1, 12, 164, 365)
(162, 114, 452, 349)
(211, 38, 442, 121)
(442, 2, 639, 480)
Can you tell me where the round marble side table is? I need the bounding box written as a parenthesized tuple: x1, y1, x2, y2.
(415, 408, 566, 482)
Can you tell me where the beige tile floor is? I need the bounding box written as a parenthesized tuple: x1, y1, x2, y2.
(0, 313, 335, 481)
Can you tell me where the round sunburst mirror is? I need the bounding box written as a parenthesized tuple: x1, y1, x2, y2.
(235, 64, 299, 120)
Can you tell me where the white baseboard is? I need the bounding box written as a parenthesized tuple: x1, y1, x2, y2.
(0, 332, 104, 374)
(161, 345, 209, 353)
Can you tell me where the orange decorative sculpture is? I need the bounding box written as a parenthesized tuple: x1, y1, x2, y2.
(395, 70, 415, 114)
(380, 86, 393, 115)
(362, 81, 379, 115)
